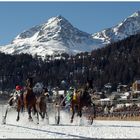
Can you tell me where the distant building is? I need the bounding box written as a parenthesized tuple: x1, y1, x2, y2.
(98, 98, 111, 106)
(92, 92, 104, 100)
(117, 84, 128, 92)
(104, 83, 112, 89)
(104, 83, 112, 93)
(132, 80, 140, 92)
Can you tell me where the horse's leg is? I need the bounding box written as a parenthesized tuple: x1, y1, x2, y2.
(39, 112, 44, 119)
(77, 102, 82, 117)
(16, 111, 20, 121)
(40, 106, 45, 119)
(16, 99, 21, 121)
(42, 112, 45, 119)
(16, 106, 20, 121)
(23, 94, 27, 110)
(93, 104, 96, 119)
(28, 106, 33, 121)
(2, 106, 9, 124)
(45, 111, 49, 124)
(70, 103, 75, 123)
(77, 104, 83, 125)
(36, 111, 39, 124)
(19, 94, 24, 113)
(78, 107, 82, 118)
(45, 110, 49, 119)
(43, 104, 49, 123)
(88, 103, 96, 125)
(33, 104, 37, 115)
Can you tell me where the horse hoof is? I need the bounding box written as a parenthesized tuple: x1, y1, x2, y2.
(28, 117, 33, 121)
(29, 119, 33, 122)
(70, 120, 73, 123)
(16, 117, 19, 121)
(2, 119, 6, 124)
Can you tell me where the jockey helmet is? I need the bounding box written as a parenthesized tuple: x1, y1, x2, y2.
(16, 85, 22, 91)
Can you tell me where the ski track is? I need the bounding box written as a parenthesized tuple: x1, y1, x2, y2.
(1, 104, 140, 139)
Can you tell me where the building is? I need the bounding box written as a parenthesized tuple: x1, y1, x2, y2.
(132, 80, 140, 92)
(104, 83, 112, 93)
(98, 98, 111, 106)
(117, 84, 128, 92)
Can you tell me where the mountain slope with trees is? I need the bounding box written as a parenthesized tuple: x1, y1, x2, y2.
(0, 33, 140, 91)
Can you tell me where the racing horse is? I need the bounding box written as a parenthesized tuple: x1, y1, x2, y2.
(16, 77, 37, 122)
(21, 78, 49, 123)
(2, 87, 36, 123)
(2, 90, 27, 124)
(34, 86, 50, 122)
(2, 80, 49, 124)
(70, 88, 96, 125)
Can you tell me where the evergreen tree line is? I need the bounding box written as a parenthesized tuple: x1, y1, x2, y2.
(0, 33, 140, 92)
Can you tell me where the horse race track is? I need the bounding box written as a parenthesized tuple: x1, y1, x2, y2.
(0, 104, 140, 139)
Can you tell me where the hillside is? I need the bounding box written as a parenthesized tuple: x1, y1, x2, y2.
(0, 33, 140, 90)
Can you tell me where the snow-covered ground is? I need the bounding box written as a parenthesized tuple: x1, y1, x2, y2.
(0, 104, 140, 139)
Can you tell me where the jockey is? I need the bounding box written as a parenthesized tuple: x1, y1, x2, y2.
(63, 87, 74, 109)
(15, 85, 23, 97)
(66, 87, 74, 103)
(15, 85, 24, 111)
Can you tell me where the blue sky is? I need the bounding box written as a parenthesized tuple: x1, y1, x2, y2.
(0, 2, 140, 45)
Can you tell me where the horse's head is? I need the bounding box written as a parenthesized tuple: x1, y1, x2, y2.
(75, 88, 83, 97)
(26, 77, 34, 88)
(44, 92, 49, 98)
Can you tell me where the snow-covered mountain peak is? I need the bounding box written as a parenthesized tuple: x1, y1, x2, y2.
(0, 15, 102, 58)
(44, 15, 69, 27)
(12, 15, 69, 43)
(92, 11, 140, 44)
(1, 11, 140, 58)
(129, 11, 140, 18)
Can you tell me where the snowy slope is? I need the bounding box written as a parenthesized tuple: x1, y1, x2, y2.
(1, 104, 140, 139)
(0, 15, 103, 58)
(92, 11, 140, 44)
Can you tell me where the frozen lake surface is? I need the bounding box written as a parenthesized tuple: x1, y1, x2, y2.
(0, 104, 140, 139)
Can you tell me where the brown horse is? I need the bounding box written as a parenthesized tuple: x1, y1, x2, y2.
(2, 91, 27, 124)
(70, 88, 96, 125)
(2, 82, 49, 124)
(16, 78, 37, 122)
(6, 90, 48, 124)
(36, 93, 49, 121)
